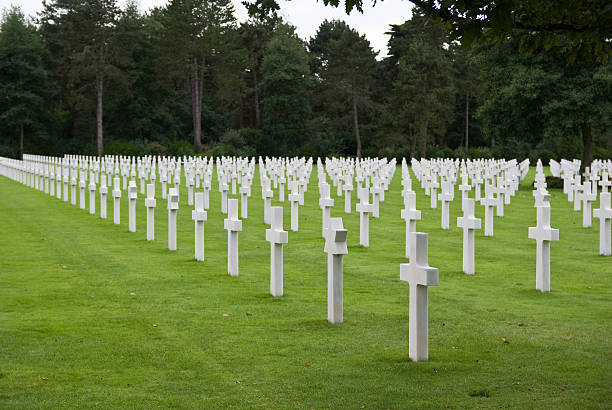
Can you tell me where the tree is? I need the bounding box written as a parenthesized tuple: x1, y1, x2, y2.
(245, 0, 612, 64)
(39, 0, 120, 156)
(386, 8, 455, 158)
(0, 7, 51, 159)
(240, 15, 279, 128)
(477, 40, 612, 167)
(309, 20, 377, 158)
(160, 0, 237, 152)
(261, 24, 311, 154)
(451, 45, 483, 150)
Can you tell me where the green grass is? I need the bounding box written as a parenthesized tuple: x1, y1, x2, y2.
(0, 166, 610, 409)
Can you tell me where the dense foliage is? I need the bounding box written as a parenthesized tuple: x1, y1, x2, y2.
(0, 1, 610, 163)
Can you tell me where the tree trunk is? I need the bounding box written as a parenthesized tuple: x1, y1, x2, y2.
(191, 56, 203, 153)
(418, 119, 428, 158)
(96, 44, 105, 157)
(409, 130, 416, 159)
(352, 85, 361, 159)
(581, 122, 593, 172)
(253, 70, 260, 127)
(19, 121, 24, 160)
(465, 91, 470, 150)
(490, 135, 496, 149)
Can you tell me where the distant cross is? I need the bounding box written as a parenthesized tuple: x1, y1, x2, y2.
(457, 198, 481, 274)
(145, 183, 156, 241)
(266, 206, 288, 297)
(401, 191, 421, 258)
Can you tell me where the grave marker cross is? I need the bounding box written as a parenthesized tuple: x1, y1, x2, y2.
(400, 232, 439, 362)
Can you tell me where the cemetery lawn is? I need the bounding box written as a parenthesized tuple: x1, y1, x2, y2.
(1, 167, 611, 409)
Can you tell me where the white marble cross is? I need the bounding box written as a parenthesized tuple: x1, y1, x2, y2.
(429, 179, 439, 209)
(278, 174, 285, 202)
(343, 178, 353, 214)
(289, 188, 300, 232)
(63, 173, 69, 202)
(112, 177, 122, 225)
(100, 174, 108, 219)
(160, 172, 168, 200)
(439, 181, 453, 230)
(224, 198, 242, 275)
(400, 232, 439, 362)
(79, 171, 86, 210)
(56, 171, 62, 200)
(192, 192, 208, 261)
(480, 185, 496, 236)
(594, 192, 612, 256)
(573, 177, 582, 211)
(356, 187, 375, 247)
(49, 169, 55, 197)
(145, 183, 156, 241)
(262, 177, 273, 225)
(128, 180, 137, 232)
(220, 176, 229, 214)
(473, 176, 483, 201)
(319, 182, 334, 238)
(599, 172, 611, 193)
(202, 178, 211, 209)
(401, 191, 421, 258)
(70, 175, 77, 206)
(266, 206, 288, 296)
(457, 198, 481, 274)
(370, 180, 383, 217)
(458, 174, 471, 209)
(88, 177, 96, 215)
(325, 217, 348, 324)
(580, 182, 597, 228)
(186, 174, 194, 206)
(239, 175, 250, 219)
(533, 188, 550, 207)
(528, 205, 559, 292)
(495, 179, 504, 217)
(167, 187, 179, 251)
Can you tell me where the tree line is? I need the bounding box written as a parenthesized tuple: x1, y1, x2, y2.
(0, 0, 610, 165)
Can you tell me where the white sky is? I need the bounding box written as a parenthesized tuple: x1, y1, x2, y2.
(1, 0, 413, 57)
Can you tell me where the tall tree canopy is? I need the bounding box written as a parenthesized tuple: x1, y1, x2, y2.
(309, 20, 377, 158)
(261, 24, 311, 154)
(160, 0, 237, 152)
(0, 7, 51, 159)
(386, 8, 455, 158)
(245, 0, 612, 64)
(39, 0, 120, 156)
(477, 40, 612, 168)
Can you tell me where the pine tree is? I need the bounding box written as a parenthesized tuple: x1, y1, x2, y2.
(0, 7, 51, 158)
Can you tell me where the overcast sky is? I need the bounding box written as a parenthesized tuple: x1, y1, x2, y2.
(1, 0, 414, 57)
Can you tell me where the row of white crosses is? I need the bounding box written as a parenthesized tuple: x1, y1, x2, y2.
(405, 157, 529, 274)
(259, 156, 313, 232)
(319, 157, 397, 247)
(1, 154, 436, 362)
(550, 158, 612, 255)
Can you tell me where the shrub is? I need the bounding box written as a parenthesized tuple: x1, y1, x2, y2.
(148, 141, 167, 156)
(106, 140, 149, 156)
(546, 176, 564, 189)
(167, 140, 195, 157)
(240, 128, 276, 157)
(594, 145, 611, 160)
